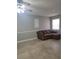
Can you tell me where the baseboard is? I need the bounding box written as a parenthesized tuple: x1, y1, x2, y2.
(17, 37, 37, 43)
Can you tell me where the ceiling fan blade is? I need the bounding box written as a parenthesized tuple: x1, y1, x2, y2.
(23, 2, 31, 5)
(17, 0, 32, 12)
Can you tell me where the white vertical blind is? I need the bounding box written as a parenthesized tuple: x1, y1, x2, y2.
(52, 18, 60, 30)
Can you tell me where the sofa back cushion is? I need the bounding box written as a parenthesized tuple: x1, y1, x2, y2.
(37, 30, 58, 35)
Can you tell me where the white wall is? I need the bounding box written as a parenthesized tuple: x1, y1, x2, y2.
(17, 13, 50, 41)
(39, 16, 50, 30)
(17, 13, 39, 32)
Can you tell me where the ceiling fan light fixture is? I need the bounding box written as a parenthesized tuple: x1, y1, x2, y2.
(17, 3, 25, 13)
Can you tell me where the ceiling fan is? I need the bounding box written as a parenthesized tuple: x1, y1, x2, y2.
(17, 0, 32, 13)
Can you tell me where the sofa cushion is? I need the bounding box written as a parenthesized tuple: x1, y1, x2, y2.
(44, 33, 56, 36)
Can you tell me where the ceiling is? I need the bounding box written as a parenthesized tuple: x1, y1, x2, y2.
(19, 0, 61, 16)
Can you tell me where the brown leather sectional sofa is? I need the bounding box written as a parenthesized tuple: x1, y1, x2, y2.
(37, 30, 60, 40)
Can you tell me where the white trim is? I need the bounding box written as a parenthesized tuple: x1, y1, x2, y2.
(17, 29, 49, 34)
(17, 30, 38, 33)
(17, 37, 37, 43)
(47, 13, 60, 17)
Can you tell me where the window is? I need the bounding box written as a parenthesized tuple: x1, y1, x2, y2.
(52, 18, 60, 30)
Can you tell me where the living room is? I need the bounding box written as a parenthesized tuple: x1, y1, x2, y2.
(17, 15, 61, 42)
(1, 0, 79, 59)
(17, 0, 61, 42)
(0, 0, 79, 59)
(17, 0, 61, 59)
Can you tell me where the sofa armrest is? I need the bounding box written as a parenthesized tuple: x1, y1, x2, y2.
(37, 31, 45, 40)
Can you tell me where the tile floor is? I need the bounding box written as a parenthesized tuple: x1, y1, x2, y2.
(17, 39, 61, 59)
